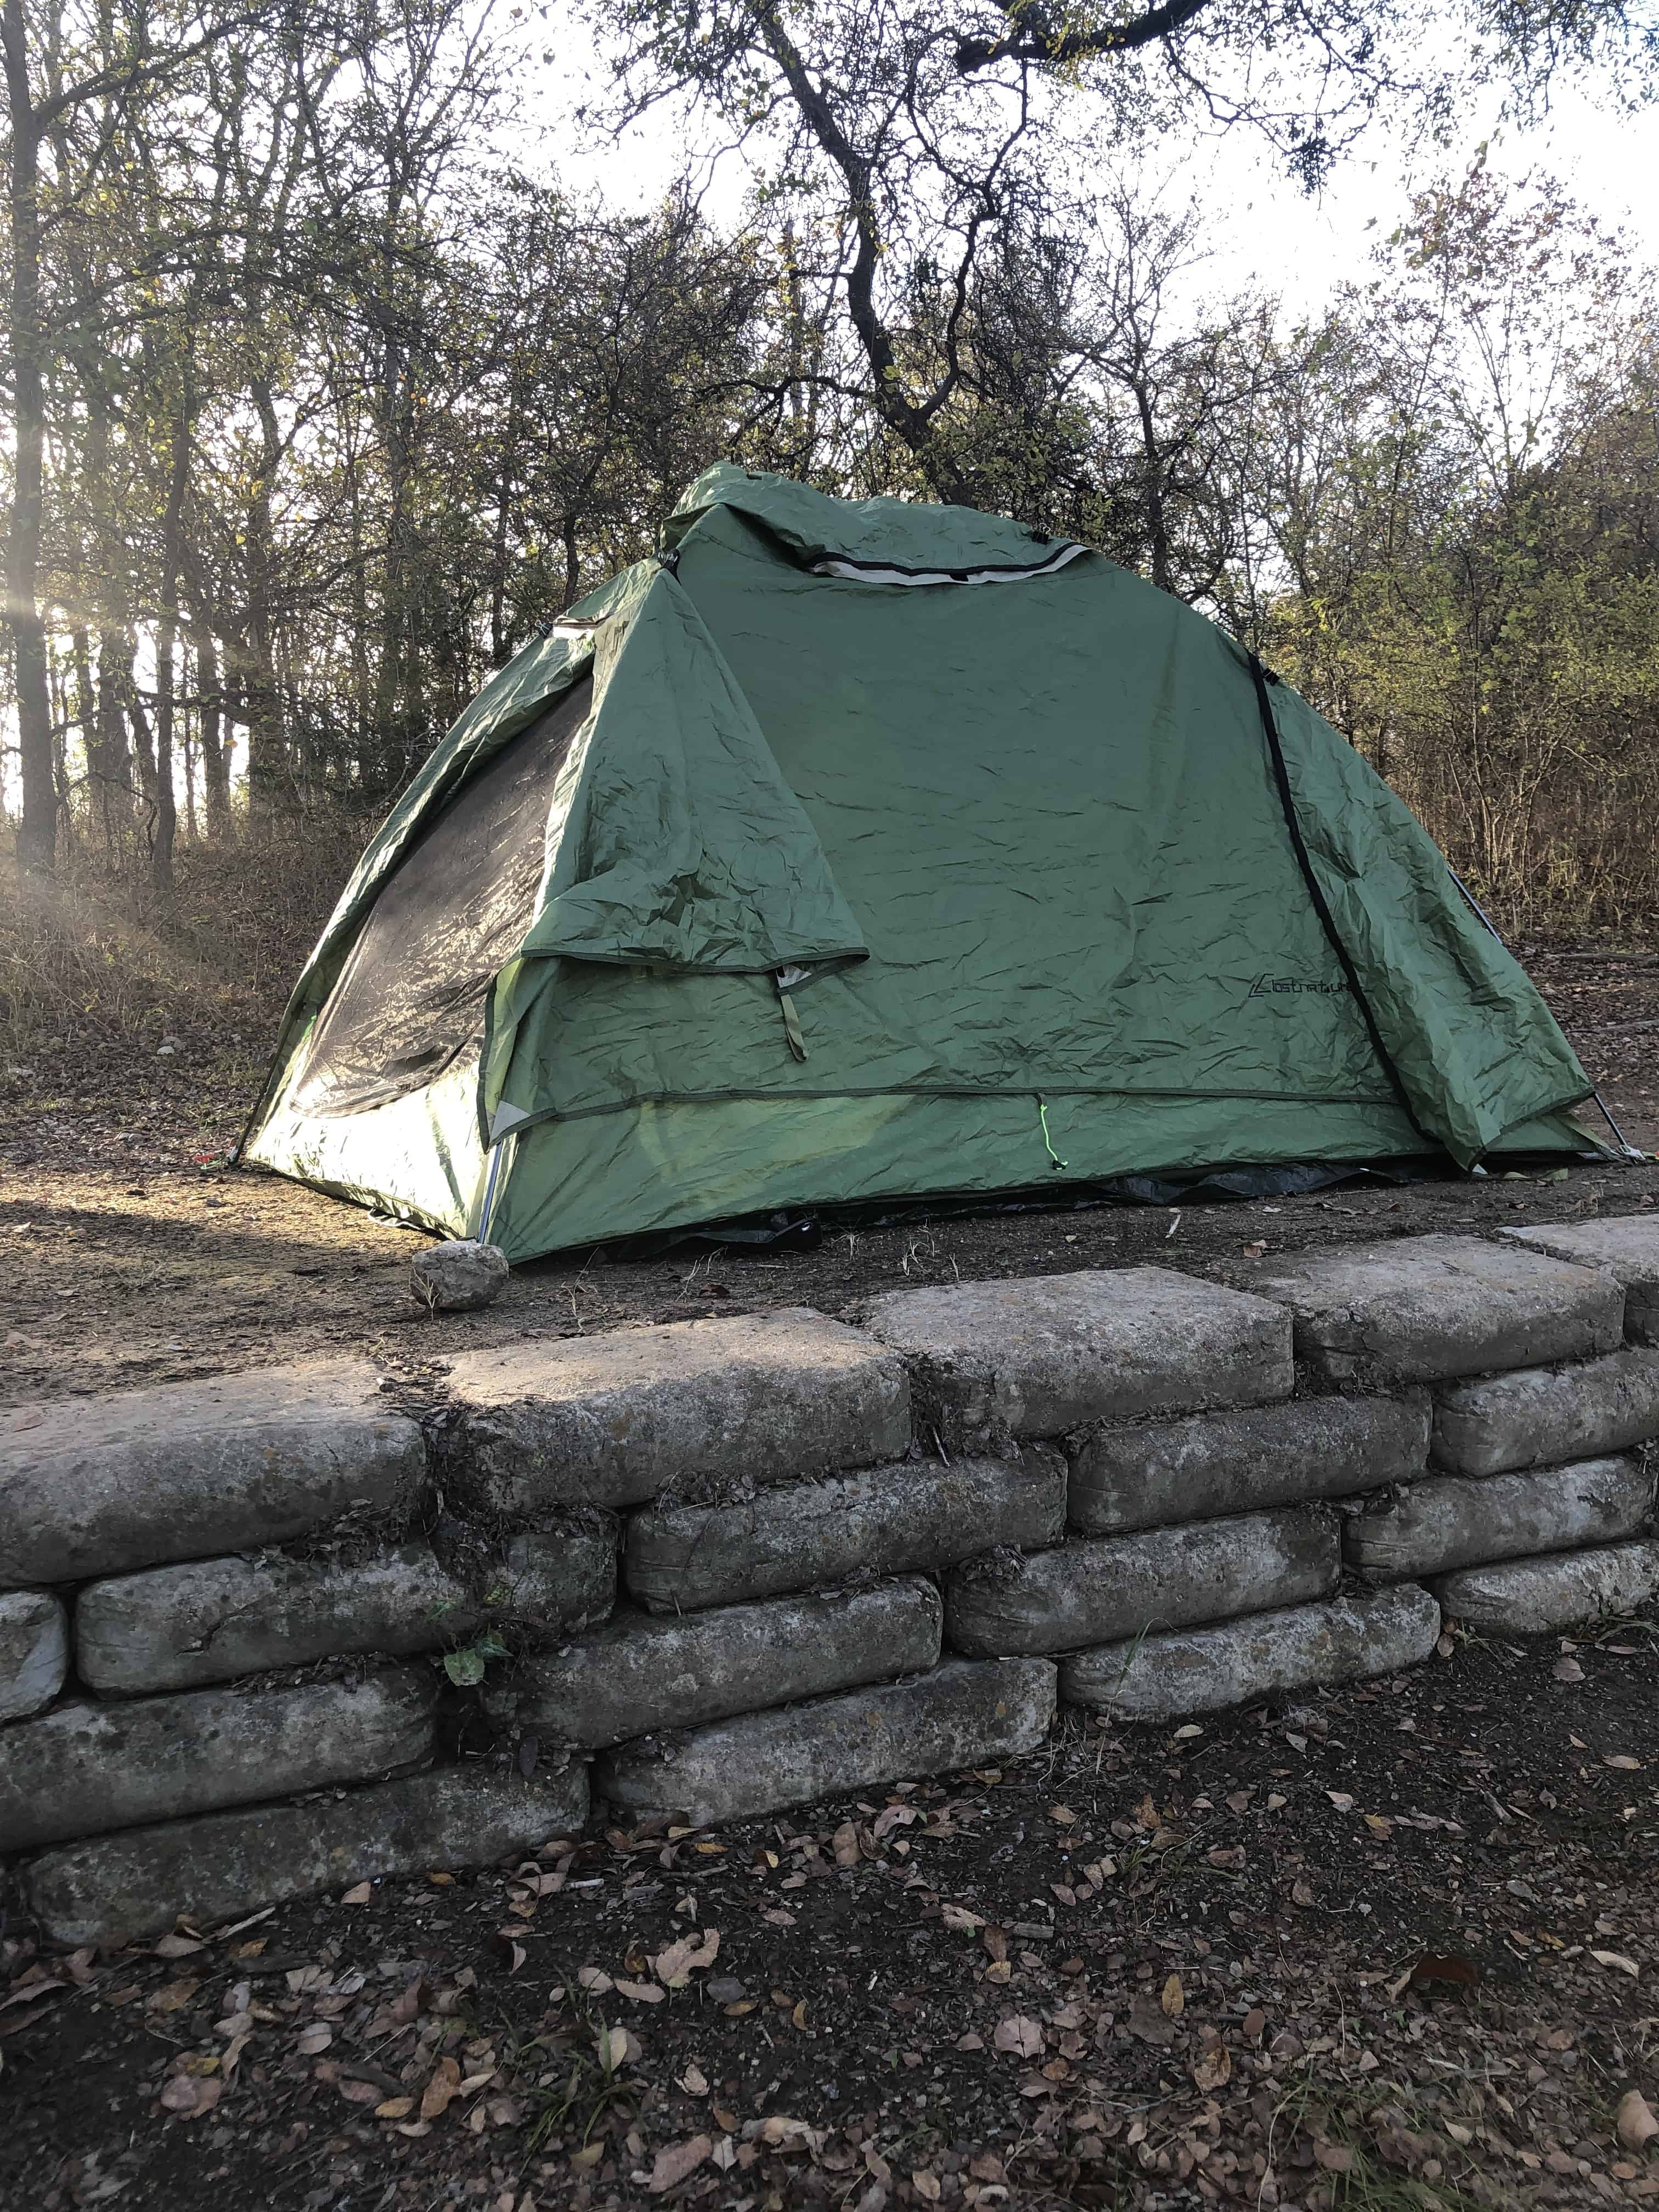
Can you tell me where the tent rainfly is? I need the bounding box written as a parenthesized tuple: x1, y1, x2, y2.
(240, 465, 1600, 1259)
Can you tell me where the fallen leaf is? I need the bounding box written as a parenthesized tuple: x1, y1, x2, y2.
(148, 1978, 201, 2015)
(154, 1933, 206, 1959)
(911, 2171, 941, 2202)
(941, 1904, 985, 1933)
(158, 2075, 222, 2119)
(1617, 2090, 1659, 2153)
(1325, 1791, 1355, 1813)
(340, 2079, 380, 2106)
(653, 1929, 719, 1987)
(296, 2024, 333, 2055)
(1161, 1973, 1184, 2018)
(832, 1822, 861, 1867)
(992, 2013, 1043, 2059)
(1193, 2041, 1232, 2091)
(647, 2135, 712, 2192)
(1593, 1949, 1641, 1978)
(679, 2063, 709, 2096)
(1606, 1755, 1643, 1771)
(1553, 1657, 1585, 1683)
(614, 1978, 665, 2004)
(341, 1881, 374, 1905)
(420, 2056, 461, 2120)
(375, 2096, 415, 2119)
(596, 2024, 641, 2070)
(1127, 1991, 1177, 2047)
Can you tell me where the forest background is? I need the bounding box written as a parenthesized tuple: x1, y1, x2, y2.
(2, 0, 1658, 1077)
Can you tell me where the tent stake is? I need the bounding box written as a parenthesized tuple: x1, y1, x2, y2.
(1446, 866, 1646, 1161)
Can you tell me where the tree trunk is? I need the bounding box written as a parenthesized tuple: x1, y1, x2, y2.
(151, 395, 192, 892)
(195, 620, 228, 837)
(3, 2, 55, 880)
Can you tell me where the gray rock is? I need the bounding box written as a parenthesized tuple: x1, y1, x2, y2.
(521, 1578, 943, 1748)
(446, 1308, 910, 1515)
(76, 1529, 617, 1697)
(624, 1448, 1064, 1615)
(596, 1656, 1056, 1826)
(1237, 1234, 1623, 1385)
(1060, 1583, 1442, 1720)
(26, 1764, 589, 1947)
(0, 1590, 67, 1723)
(0, 1360, 426, 1587)
(1505, 1217, 1659, 1346)
(1068, 1392, 1429, 1537)
(944, 1505, 1339, 1658)
(1434, 1539, 1659, 1636)
(862, 1268, 1291, 1444)
(411, 1239, 509, 1313)
(0, 1668, 433, 1853)
(1344, 1455, 1653, 1581)
(1433, 1348, 1659, 1476)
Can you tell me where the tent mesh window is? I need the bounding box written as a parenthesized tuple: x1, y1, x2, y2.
(289, 675, 594, 1118)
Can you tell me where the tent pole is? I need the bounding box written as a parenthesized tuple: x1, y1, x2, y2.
(1446, 865, 1645, 1161)
(470, 1133, 515, 1243)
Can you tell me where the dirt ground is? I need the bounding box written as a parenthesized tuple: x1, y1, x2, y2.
(5, 1615, 1659, 2211)
(3, 946, 1658, 1410)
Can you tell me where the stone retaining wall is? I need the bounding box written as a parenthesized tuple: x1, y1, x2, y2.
(4, 1214, 1657, 1945)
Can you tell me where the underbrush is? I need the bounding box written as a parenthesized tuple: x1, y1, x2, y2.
(0, 823, 363, 1082)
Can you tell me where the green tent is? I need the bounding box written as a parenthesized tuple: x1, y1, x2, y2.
(241, 464, 1600, 1258)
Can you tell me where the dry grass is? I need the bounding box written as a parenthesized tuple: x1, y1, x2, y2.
(0, 826, 362, 1077)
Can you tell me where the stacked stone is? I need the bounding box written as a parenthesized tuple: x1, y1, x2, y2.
(1239, 1229, 1659, 1635)
(859, 1266, 1443, 1722)
(5, 1217, 1658, 1949)
(0, 1361, 593, 1944)
(442, 1310, 1056, 1829)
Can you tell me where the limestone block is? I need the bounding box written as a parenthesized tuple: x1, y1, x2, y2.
(1506, 1216, 1659, 1346)
(862, 1268, 1291, 1443)
(624, 1448, 1064, 1615)
(1433, 1348, 1659, 1476)
(596, 1657, 1056, 1826)
(446, 1308, 910, 1514)
(520, 1578, 942, 1749)
(1434, 1539, 1659, 1636)
(76, 1529, 617, 1696)
(26, 1764, 589, 1947)
(1068, 1391, 1429, 1537)
(411, 1239, 509, 1312)
(0, 1590, 67, 1723)
(1238, 1234, 1623, 1384)
(944, 1505, 1339, 1658)
(1060, 1583, 1441, 1719)
(0, 1360, 426, 1587)
(1344, 1455, 1652, 1581)
(0, 1668, 433, 1853)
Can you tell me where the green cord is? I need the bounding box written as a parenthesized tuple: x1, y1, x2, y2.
(1037, 1096, 1068, 1171)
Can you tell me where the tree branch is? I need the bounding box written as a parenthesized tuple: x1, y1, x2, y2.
(956, 0, 1218, 74)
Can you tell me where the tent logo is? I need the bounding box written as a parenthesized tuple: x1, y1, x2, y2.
(1248, 974, 1348, 999)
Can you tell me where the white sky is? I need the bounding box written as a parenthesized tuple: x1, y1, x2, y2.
(527, 31, 1657, 317)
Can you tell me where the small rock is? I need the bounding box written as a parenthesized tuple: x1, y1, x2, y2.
(411, 1239, 509, 1313)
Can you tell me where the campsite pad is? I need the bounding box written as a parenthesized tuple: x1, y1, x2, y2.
(1, 949, 1655, 1409)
